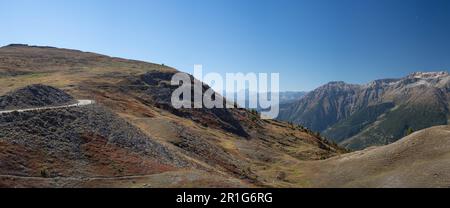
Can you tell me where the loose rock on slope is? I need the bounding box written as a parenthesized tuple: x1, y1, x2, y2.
(0, 84, 75, 110)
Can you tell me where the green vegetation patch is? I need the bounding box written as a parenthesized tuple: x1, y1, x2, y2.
(323, 102, 395, 143)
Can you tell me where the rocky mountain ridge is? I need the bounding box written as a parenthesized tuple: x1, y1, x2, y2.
(278, 71, 450, 150)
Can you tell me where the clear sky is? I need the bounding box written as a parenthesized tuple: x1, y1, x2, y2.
(1, 0, 449, 91)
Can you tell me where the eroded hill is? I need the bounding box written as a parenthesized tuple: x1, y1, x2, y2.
(0, 84, 75, 110)
(0, 44, 344, 187)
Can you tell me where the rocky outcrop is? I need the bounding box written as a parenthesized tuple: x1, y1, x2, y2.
(0, 105, 189, 178)
(138, 71, 250, 137)
(0, 84, 75, 110)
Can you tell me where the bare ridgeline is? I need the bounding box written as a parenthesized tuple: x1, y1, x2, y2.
(0, 44, 450, 187)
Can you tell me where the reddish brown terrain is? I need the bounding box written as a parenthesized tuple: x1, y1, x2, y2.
(0, 45, 343, 188)
(2, 44, 449, 188)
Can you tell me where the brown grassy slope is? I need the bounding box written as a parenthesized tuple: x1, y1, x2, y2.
(0, 44, 344, 187)
(298, 125, 450, 187)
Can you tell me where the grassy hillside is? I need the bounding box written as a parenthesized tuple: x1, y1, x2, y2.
(342, 103, 448, 150)
(298, 125, 450, 187)
(0, 44, 345, 187)
(2, 45, 450, 188)
(323, 102, 395, 143)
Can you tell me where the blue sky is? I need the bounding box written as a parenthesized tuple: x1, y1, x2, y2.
(1, 0, 449, 91)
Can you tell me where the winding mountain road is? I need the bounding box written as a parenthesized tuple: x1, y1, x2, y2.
(0, 99, 95, 114)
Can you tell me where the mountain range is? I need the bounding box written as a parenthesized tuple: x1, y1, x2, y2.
(233, 90, 307, 109)
(2, 44, 450, 187)
(0, 44, 343, 187)
(278, 71, 450, 150)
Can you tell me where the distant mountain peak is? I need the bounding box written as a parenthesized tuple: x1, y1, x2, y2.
(407, 71, 448, 79)
(326, 81, 348, 85)
(318, 81, 359, 92)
